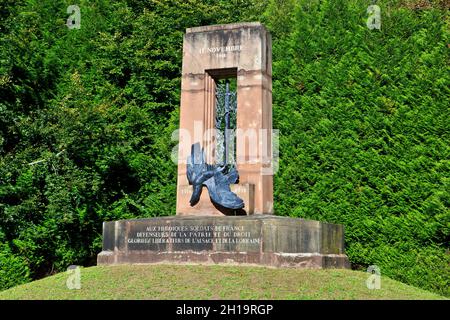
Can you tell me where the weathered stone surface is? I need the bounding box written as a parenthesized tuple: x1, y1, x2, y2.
(97, 216, 350, 269)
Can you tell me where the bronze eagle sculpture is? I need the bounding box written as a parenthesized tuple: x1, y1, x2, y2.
(186, 143, 244, 210)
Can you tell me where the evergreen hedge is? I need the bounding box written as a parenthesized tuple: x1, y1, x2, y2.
(0, 0, 448, 296)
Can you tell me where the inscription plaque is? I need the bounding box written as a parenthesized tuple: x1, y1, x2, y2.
(98, 216, 350, 268)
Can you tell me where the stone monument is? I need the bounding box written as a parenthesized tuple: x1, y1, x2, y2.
(97, 22, 350, 269)
(176, 22, 273, 216)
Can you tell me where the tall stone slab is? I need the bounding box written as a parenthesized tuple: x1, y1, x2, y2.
(176, 22, 273, 216)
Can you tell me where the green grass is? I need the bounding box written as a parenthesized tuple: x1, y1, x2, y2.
(0, 265, 446, 300)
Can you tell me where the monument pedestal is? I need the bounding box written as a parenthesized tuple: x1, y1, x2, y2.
(97, 215, 350, 269)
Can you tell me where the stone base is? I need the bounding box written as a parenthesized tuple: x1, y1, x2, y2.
(97, 215, 350, 269)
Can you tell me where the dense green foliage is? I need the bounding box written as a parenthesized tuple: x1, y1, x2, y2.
(0, 242, 30, 289)
(0, 0, 448, 296)
(268, 0, 450, 296)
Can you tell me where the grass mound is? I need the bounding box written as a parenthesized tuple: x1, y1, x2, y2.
(0, 265, 445, 300)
